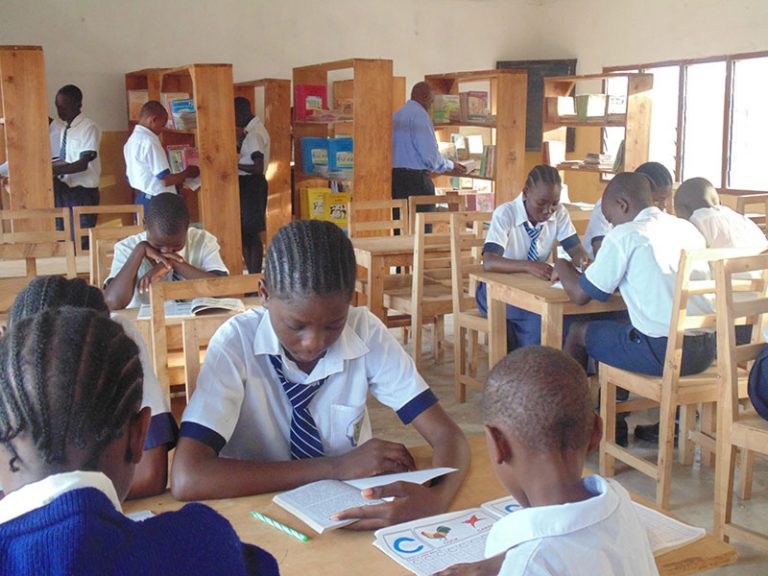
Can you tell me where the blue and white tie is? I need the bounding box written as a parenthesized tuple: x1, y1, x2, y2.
(269, 355, 326, 459)
(59, 124, 69, 160)
(524, 222, 543, 261)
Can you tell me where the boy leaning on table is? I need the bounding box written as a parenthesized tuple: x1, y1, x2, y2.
(437, 346, 658, 576)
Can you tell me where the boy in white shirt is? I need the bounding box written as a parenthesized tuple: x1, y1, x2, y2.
(441, 346, 657, 576)
(104, 193, 228, 310)
(123, 101, 199, 212)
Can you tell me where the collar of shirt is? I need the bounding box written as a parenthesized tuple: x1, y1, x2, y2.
(250, 309, 370, 382)
(133, 124, 159, 141)
(65, 113, 84, 130)
(244, 116, 263, 135)
(691, 206, 720, 219)
(633, 206, 663, 223)
(485, 475, 618, 558)
(0, 470, 122, 525)
(510, 194, 555, 229)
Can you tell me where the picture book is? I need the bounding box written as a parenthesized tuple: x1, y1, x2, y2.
(166, 144, 193, 174)
(459, 91, 490, 122)
(136, 297, 246, 320)
(273, 467, 457, 534)
(432, 94, 460, 124)
(170, 98, 197, 130)
(294, 84, 328, 121)
(160, 92, 189, 126)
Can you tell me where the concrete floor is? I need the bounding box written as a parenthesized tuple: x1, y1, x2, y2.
(368, 323, 768, 575)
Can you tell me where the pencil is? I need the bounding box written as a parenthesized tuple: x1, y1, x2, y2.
(251, 511, 309, 542)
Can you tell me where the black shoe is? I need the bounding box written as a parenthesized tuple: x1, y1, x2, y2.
(634, 422, 679, 445)
(615, 416, 628, 448)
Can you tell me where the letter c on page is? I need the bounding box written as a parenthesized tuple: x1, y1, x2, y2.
(394, 537, 424, 554)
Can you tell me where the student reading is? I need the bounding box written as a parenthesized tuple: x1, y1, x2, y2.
(172, 220, 470, 528)
(0, 308, 278, 575)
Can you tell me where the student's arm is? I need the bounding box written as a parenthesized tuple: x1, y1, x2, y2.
(434, 554, 506, 576)
(126, 445, 168, 499)
(168, 258, 227, 281)
(238, 151, 264, 175)
(564, 240, 590, 270)
(482, 251, 554, 280)
(591, 235, 605, 257)
(52, 150, 97, 176)
(104, 241, 171, 310)
(159, 165, 199, 187)
(553, 259, 591, 305)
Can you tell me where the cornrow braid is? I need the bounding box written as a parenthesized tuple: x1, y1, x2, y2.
(635, 161, 673, 192)
(264, 220, 356, 300)
(525, 164, 562, 192)
(0, 308, 143, 473)
(9, 276, 109, 328)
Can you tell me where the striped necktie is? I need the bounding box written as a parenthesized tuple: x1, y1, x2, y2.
(269, 354, 326, 459)
(523, 222, 543, 261)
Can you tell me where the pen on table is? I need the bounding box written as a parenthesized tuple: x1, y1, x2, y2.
(251, 511, 309, 542)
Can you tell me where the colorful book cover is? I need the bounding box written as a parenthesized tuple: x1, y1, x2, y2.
(170, 98, 197, 130)
(432, 95, 460, 124)
(294, 85, 328, 121)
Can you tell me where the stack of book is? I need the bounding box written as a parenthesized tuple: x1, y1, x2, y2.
(169, 98, 197, 130)
(160, 92, 189, 127)
(478, 144, 496, 178)
(432, 94, 460, 123)
(459, 91, 490, 122)
(583, 152, 614, 171)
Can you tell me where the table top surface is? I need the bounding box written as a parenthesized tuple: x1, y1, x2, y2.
(352, 235, 417, 256)
(124, 436, 736, 576)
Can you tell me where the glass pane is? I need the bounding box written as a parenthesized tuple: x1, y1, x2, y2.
(682, 61, 726, 187)
(646, 66, 679, 178)
(729, 56, 768, 190)
(601, 75, 631, 171)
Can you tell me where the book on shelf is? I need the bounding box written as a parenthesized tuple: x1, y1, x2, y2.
(612, 140, 626, 172)
(328, 137, 353, 171)
(169, 98, 197, 130)
(294, 84, 328, 121)
(606, 94, 627, 119)
(166, 145, 199, 173)
(450, 134, 469, 161)
(438, 141, 458, 163)
(136, 297, 246, 320)
(160, 92, 190, 126)
(128, 90, 149, 122)
(432, 94, 460, 124)
(574, 94, 607, 121)
(459, 91, 490, 122)
(584, 152, 614, 170)
(545, 96, 576, 120)
(273, 468, 457, 534)
(373, 495, 706, 576)
(466, 134, 484, 156)
(300, 137, 329, 174)
(478, 145, 496, 179)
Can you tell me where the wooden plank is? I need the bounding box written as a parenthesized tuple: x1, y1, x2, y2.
(263, 79, 292, 243)
(495, 71, 528, 204)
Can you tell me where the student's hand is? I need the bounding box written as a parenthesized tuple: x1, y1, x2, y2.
(433, 555, 506, 576)
(333, 480, 444, 530)
(451, 163, 468, 176)
(334, 438, 415, 480)
(184, 165, 200, 178)
(138, 261, 172, 294)
(143, 243, 183, 268)
(526, 261, 554, 281)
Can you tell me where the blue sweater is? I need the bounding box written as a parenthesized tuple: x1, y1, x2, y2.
(0, 488, 279, 576)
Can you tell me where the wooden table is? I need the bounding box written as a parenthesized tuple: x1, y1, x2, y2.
(124, 436, 736, 576)
(471, 271, 626, 366)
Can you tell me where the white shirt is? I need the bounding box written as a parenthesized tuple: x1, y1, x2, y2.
(486, 476, 659, 576)
(0, 121, 64, 178)
(181, 306, 436, 461)
(238, 116, 270, 176)
(582, 198, 612, 259)
(58, 114, 101, 189)
(583, 207, 709, 338)
(123, 124, 175, 196)
(690, 205, 768, 250)
(106, 228, 229, 309)
(485, 194, 579, 261)
(0, 471, 121, 525)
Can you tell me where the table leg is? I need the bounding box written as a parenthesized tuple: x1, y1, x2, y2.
(488, 288, 507, 368)
(541, 303, 564, 349)
(368, 255, 385, 323)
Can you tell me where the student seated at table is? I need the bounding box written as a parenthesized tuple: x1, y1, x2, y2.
(0, 308, 278, 575)
(438, 346, 658, 576)
(7, 275, 175, 499)
(104, 192, 228, 310)
(476, 164, 590, 350)
(582, 161, 674, 258)
(172, 220, 470, 529)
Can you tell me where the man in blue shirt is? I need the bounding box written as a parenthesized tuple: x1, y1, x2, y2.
(391, 82, 466, 207)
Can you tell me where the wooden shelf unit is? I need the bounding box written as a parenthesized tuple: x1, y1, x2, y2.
(425, 69, 528, 206)
(234, 78, 292, 244)
(292, 58, 395, 211)
(543, 73, 653, 174)
(124, 65, 243, 275)
(0, 46, 54, 225)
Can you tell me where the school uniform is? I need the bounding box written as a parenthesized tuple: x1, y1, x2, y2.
(581, 207, 715, 376)
(476, 194, 581, 349)
(123, 124, 175, 211)
(106, 228, 229, 309)
(0, 471, 278, 576)
(689, 205, 768, 251)
(582, 198, 612, 259)
(179, 306, 437, 461)
(54, 114, 102, 240)
(485, 475, 659, 576)
(238, 116, 271, 272)
(0, 121, 63, 178)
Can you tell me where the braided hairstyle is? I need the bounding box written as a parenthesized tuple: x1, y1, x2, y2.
(9, 276, 108, 328)
(524, 164, 562, 193)
(0, 308, 143, 473)
(264, 220, 356, 300)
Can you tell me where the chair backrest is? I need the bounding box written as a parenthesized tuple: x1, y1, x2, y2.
(72, 204, 144, 256)
(735, 194, 768, 233)
(408, 194, 465, 234)
(347, 199, 408, 237)
(149, 274, 262, 404)
(0, 208, 70, 244)
(450, 211, 492, 315)
(89, 225, 143, 287)
(411, 212, 455, 302)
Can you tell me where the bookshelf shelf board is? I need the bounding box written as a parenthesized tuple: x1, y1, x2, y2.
(433, 121, 497, 129)
(462, 172, 497, 182)
(425, 69, 527, 83)
(294, 119, 354, 126)
(556, 164, 617, 174)
(545, 117, 626, 128)
(161, 127, 197, 136)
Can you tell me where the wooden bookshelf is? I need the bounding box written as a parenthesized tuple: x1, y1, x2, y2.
(542, 73, 653, 175)
(425, 69, 528, 206)
(233, 78, 291, 244)
(292, 59, 395, 212)
(124, 65, 243, 275)
(0, 46, 54, 225)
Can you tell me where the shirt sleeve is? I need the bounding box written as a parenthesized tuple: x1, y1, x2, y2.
(78, 122, 101, 154)
(582, 233, 628, 300)
(105, 237, 134, 285)
(555, 205, 578, 242)
(239, 132, 264, 165)
(411, 112, 453, 173)
(200, 232, 229, 273)
(484, 204, 513, 253)
(146, 140, 171, 178)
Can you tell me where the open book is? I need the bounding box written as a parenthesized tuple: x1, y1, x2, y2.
(136, 297, 245, 320)
(373, 495, 706, 576)
(273, 467, 457, 534)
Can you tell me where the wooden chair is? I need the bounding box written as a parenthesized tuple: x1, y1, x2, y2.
(384, 212, 455, 370)
(714, 251, 768, 550)
(407, 194, 465, 234)
(348, 199, 408, 238)
(735, 193, 768, 233)
(72, 204, 144, 255)
(450, 211, 492, 402)
(88, 225, 143, 288)
(149, 274, 262, 405)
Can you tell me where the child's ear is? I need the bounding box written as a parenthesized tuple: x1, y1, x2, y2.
(485, 424, 512, 465)
(257, 279, 269, 304)
(617, 196, 630, 214)
(126, 406, 151, 465)
(587, 413, 603, 454)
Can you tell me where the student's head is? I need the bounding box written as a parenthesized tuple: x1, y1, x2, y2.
(144, 193, 190, 254)
(8, 276, 108, 329)
(0, 308, 149, 501)
(411, 82, 434, 111)
(673, 177, 719, 221)
(483, 346, 600, 506)
(234, 96, 253, 129)
(635, 162, 674, 211)
(522, 165, 562, 226)
(55, 84, 83, 124)
(262, 220, 356, 371)
(600, 172, 653, 227)
(139, 100, 169, 134)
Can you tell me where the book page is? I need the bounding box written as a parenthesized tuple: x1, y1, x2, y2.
(346, 467, 457, 491)
(189, 297, 245, 315)
(632, 503, 706, 556)
(136, 300, 194, 320)
(480, 495, 523, 519)
(373, 508, 496, 576)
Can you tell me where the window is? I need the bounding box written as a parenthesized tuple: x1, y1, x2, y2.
(645, 66, 679, 177)
(729, 56, 768, 190)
